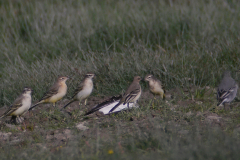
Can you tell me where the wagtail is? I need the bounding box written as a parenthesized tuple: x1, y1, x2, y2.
(0, 87, 33, 123)
(109, 76, 142, 113)
(29, 76, 69, 110)
(62, 73, 95, 110)
(144, 74, 165, 99)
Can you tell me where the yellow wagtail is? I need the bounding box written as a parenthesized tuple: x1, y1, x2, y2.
(0, 87, 33, 123)
(144, 74, 165, 99)
(62, 73, 95, 109)
(109, 76, 142, 113)
(29, 76, 69, 110)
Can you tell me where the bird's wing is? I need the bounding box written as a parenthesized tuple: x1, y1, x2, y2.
(72, 82, 84, 98)
(39, 83, 59, 101)
(0, 95, 23, 118)
(122, 83, 141, 104)
(218, 87, 235, 99)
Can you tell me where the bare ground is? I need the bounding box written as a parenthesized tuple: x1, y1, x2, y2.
(0, 86, 240, 157)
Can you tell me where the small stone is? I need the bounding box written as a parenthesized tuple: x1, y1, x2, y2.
(186, 111, 192, 116)
(206, 115, 221, 122)
(0, 132, 12, 141)
(205, 86, 210, 89)
(76, 122, 89, 131)
(5, 124, 18, 130)
(195, 101, 203, 105)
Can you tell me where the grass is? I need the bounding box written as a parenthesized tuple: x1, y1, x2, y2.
(0, 0, 240, 159)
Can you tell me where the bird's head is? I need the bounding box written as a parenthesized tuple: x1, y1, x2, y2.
(23, 87, 33, 95)
(134, 76, 142, 82)
(144, 74, 153, 82)
(85, 73, 95, 79)
(57, 76, 69, 83)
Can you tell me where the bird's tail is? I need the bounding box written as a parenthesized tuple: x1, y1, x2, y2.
(109, 102, 122, 113)
(29, 101, 42, 111)
(217, 101, 223, 106)
(0, 114, 5, 119)
(61, 100, 75, 110)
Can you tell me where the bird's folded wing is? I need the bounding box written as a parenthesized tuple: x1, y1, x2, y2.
(1, 96, 23, 117)
(72, 83, 84, 98)
(40, 84, 59, 101)
(218, 86, 236, 100)
(124, 88, 140, 104)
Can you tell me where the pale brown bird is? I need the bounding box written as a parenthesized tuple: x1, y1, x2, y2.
(0, 87, 33, 123)
(145, 74, 165, 99)
(62, 73, 95, 110)
(29, 76, 69, 110)
(109, 76, 142, 113)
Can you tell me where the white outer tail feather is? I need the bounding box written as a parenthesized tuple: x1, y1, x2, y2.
(98, 100, 139, 114)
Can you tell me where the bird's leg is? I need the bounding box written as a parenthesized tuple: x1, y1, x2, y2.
(22, 118, 27, 131)
(16, 116, 21, 124)
(79, 101, 82, 106)
(53, 102, 56, 108)
(84, 99, 88, 106)
(154, 95, 156, 100)
(127, 103, 130, 110)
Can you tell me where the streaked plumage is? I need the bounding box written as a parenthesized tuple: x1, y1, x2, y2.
(0, 87, 32, 123)
(145, 74, 165, 99)
(217, 71, 238, 106)
(29, 76, 69, 110)
(109, 76, 142, 113)
(62, 73, 94, 110)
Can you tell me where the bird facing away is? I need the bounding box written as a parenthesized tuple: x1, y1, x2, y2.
(109, 76, 142, 113)
(145, 74, 165, 99)
(62, 73, 95, 110)
(0, 87, 33, 123)
(217, 70, 238, 106)
(29, 76, 69, 110)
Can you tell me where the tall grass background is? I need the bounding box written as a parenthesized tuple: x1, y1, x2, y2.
(0, 0, 240, 159)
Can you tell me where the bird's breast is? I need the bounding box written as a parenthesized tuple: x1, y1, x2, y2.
(48, 84, 67, 103)
(12, 95, 32, 116)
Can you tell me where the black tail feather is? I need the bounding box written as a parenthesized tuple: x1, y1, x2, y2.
(29, 102, 41, 111)
(61, 100, 75, 110)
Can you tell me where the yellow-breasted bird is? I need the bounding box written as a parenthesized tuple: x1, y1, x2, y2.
(29, 76, 69, 110)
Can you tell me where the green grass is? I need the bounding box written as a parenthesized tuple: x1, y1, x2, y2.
(0, 0, 240, 159)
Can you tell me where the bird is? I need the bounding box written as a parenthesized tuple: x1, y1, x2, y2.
(29, 76, 69, 110)
(109, 76, 142, 113)
(0, 87, 33, 123)
(217, 70, 238, 106)
(61, 73, 95, 110)
(144, 74, 165, 99)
